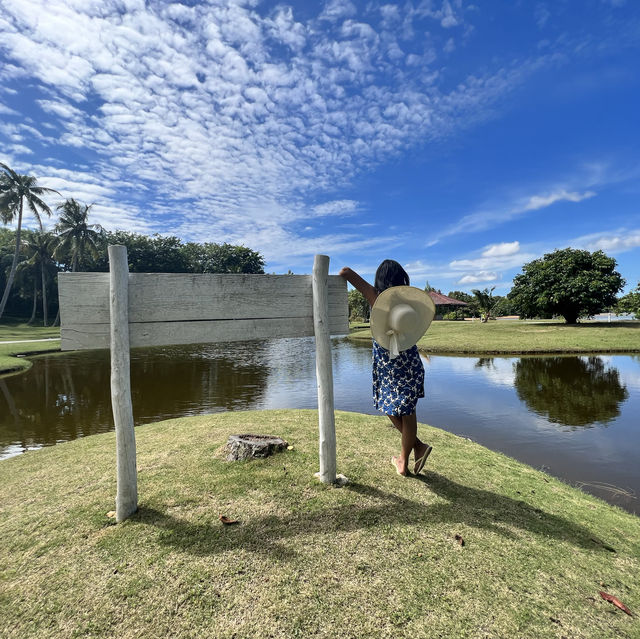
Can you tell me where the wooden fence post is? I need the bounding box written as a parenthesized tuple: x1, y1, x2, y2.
(109, 245, 137, 522)
(313, 255, 347, 485)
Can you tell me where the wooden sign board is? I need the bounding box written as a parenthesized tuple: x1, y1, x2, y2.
(59, 272, 348, 350)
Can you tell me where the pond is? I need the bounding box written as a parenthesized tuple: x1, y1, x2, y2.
(1, 338, 638, 514)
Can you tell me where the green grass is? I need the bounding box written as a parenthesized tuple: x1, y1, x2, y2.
(1, 409, 638, 638)
(0, 319, 61, 341)
(0, 321, 61, 376)
(350, 320, 640, 354)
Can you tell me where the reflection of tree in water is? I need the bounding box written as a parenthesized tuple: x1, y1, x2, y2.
(0, 351, 112, 453)
(0, 343, 271, 457)
(513, 356, 628, 427)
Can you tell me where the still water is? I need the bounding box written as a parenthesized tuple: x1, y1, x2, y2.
(1, 338, 638, 514)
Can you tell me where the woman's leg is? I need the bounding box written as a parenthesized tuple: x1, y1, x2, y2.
(387, 415, 429, 470)
(399, 413, 418, 472)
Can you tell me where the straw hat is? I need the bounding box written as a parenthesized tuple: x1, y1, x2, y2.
(370, 286, 436, 358)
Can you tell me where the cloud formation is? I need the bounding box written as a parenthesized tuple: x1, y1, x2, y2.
(428, 188, 597, 245)
(0, 0, 548, 265)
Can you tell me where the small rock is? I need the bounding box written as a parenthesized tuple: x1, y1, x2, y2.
(225, 434, 289, 461)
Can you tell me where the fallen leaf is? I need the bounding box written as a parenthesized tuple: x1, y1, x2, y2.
(599, 591, 633, 616)
(219, 515, 239, 526)
(454, 534, 465, 546)
(106, 511, 116, 519)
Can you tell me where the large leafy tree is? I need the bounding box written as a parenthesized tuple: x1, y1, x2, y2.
(508, 248, 625, 324)
(54, 199, 103, 271)
(347, 289, 369, 321)
(0, 163, 60, 319)
(615, 282, 640, 318)
(183, 241, 265, 274)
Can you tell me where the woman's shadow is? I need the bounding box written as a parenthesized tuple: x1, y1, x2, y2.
(130, 471, 612, 560)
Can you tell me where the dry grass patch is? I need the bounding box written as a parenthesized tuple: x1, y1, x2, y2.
(1, 409, 638, 638)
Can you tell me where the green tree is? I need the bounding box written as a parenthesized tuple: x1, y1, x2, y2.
(471, 286, 497, 322)
(182, 242, 265, 274)
(0, 163, 60, 319)
(446, 290, 475, 318)
(508, 248, 625, 324)
(348, 289, 369, 321)
(91, 231, 190, 272)
(493, 295, 518, 317)
(54, 199, 104, 271)
(22, 231, 58, 326)
(615, 282, 640, 318)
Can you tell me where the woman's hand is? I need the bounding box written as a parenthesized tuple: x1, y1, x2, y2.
(337, 267, 378, 306)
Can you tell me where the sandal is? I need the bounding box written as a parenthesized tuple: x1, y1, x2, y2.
(414, 445, 433, 474)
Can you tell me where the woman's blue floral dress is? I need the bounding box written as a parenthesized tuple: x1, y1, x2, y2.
(372, 339, 425, 416)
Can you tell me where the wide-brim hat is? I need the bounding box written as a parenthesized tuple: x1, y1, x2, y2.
(370, 286, 436, 357)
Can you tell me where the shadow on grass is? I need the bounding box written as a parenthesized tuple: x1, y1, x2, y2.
(131, 473, 608, 560)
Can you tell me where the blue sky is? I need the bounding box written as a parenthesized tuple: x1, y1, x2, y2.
(1, 0, 639, 294)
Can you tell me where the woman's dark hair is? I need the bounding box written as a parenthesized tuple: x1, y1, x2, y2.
(374, 259, 410, 293)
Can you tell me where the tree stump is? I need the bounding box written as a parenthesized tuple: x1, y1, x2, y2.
(225, 434, 289, 461)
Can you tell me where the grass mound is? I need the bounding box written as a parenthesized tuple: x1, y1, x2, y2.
(1, 409, 638, 638)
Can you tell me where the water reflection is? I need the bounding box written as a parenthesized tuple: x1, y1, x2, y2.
(513, 356, 628, 427)
(0, 343, 272, 455)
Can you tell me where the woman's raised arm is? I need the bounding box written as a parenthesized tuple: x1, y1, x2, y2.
(338, 267, 378, 307)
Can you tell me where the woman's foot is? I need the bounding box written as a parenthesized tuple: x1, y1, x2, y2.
(391, 455, 409, 476)
(414, 443, 433, 474)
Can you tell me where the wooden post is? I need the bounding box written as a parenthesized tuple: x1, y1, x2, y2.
(109, 245, 137, 522)
(312, 255, 346, 485)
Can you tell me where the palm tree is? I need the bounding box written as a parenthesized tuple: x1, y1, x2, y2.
(22, 231, 57, 326)
(0, 163, 60, 319)
(54, 198, 103, 271)
(471, 286, 497, 323)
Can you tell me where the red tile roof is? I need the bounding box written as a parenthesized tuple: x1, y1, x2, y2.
(427, 291, 469, 306)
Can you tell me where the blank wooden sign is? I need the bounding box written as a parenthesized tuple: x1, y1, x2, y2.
(59, 272, 349, 351)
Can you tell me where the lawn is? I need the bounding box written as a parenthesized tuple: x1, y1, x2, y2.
(350, 320, 640, 354)
(0, 319, 61, 342)
(0, 321, 61, 376)
(1, 409, 638, 638)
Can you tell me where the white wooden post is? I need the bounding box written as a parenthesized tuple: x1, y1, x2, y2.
(313, 255, 347, 485)
(109, 245, 137, 522)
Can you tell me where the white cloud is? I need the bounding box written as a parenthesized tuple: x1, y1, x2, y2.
(482, 241, 520, 258)
(0, 102, 19, 115)
(429, 188, 597, 244)
(312, 199, 360, 216)
(572, 228, 640, 254)
(457, 271, 498, 285)
(522, 189, 595, 212)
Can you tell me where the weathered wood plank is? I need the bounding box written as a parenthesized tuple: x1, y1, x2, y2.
(61, 315, 348, 350)
(59, 273, 347, 324)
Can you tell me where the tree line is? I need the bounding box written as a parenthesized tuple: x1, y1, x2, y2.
(0, 163, 265, 324)
(348, 248, 639, 324)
